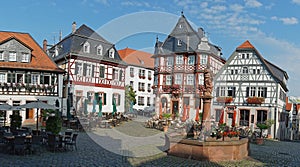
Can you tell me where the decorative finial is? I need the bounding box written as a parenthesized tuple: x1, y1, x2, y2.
(156, 35, 159, 42)
(181, 10, 184, 16)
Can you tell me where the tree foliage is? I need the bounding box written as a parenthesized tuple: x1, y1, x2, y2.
(125, 85, 136, 113)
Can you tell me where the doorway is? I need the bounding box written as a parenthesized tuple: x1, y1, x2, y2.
(172, 101, 179, 115)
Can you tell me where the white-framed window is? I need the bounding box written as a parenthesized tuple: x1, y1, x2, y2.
(113, 69, 118, 80)
(258, 87, 267, 98)
(139, 69, 145, 77)
(242, 67, 248, 74)
(177, 39, 182, 46)
(31, 74, 39, 84)
(147, 83, 151, 92)
(138, 96, 145, 106)
(186, 74, 194, 85)
(138, 82, 145, 91)
(83, 42, 90, 53)
(130, 68, 134, 77)
(198, 73, 204, 85)
(0, 73, 6, 82)
(97, 45, 103, 55)
(76, 63, 83, 75)
(200, 54, 207, 65)
(147, 97, 151, 106)
(109, 48, 115, 58)
(87, 91, 94, 103)
(21, 53, 30, 62)
(0, 51, 4, 60)
(176, 55, 183, 65)
(250, 87, 256, 96)
(188, 56, 195, 65)
(99, 66, 105, 78)
(167, 57, 173, 66)
(166, 75, 172, 85)
(220, 86, 226, 96)
(112, 93, 121, 106)
(9, 52, 17, 61)
(130, 81, 134, 87)
(86, 64, 92, 77)
(148, 71, 151, 79)
(175, 74, 182, 85)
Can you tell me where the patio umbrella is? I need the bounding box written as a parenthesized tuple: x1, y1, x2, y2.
(92, 99, 96, 113)
(0, 103, 14, 126)
(98, 99, 103, 117)
(16, 100, 58, 131)
(112, 99, 117, 116)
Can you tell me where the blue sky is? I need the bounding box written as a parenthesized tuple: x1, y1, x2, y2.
(1, 0, 300, 96)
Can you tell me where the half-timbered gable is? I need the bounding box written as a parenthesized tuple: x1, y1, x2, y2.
(0, 31, 64, 125)
(153, 13, 226, 121)
(49, 23, 127, 115)
(213, 40, 289, 140)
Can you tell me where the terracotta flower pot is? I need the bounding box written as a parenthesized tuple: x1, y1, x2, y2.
(256, 138, 264, 145)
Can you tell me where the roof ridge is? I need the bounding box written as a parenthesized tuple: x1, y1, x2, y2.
(237, 40, 254, 49)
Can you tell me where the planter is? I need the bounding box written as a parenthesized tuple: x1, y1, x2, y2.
(256, 138, 264, 145)
(163, 125, 168, 133)
(247, 97, 265, 104)
(216, 96, 233, 103)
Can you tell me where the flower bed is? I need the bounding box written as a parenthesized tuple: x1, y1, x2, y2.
(216, 96, 233, 103)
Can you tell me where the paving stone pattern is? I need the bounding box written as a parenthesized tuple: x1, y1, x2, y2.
(1, 117, 300, 166)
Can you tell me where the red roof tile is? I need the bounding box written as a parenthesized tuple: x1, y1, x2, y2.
(0, 31, 63, 72)
(118, 48, 154, 69)
(237, 40, 255, 49)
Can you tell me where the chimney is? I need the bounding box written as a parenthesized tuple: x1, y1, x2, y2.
(72, 21, 76, 34)
(43, 39, 48, 52)
(59, 30, 62, 41)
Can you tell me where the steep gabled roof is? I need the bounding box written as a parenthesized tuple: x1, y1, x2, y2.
(50, 24, 126, 66)
(237, 40, 255, 49)
(118, 48, 154, 69)
(0, 31, 63, 72)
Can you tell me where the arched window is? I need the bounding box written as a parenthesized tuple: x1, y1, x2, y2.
(83, 42, 90, 53)
(242, 67, 248, 74)
(97, 45, 103, 56)
(109, 48, 115, 58)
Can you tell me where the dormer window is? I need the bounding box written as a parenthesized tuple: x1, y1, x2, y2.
(109, 48, 115, 58)
(177, 39, 182, 46)
(9, 52, 17, 61)
(97, 45, 103, 56)
(0, 51, 4, 61)
(179, 24, 183, 28)
(21, 53, 30, 63)
(83, 42, 90, 53)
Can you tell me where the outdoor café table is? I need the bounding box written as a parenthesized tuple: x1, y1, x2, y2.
(101, 120, 111, 128)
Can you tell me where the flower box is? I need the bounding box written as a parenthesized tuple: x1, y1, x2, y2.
(216, 96, 233, 103)
(247, 97, 265, 104)
(172, 84, 180, 90)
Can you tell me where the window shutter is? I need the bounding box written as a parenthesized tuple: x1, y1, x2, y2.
(246, 87, 249, 97)
(264, 87, 267, 98)
(119, 70, 123, 81)
(103, 93, 106, 105)
(92, 65, 95, 77)
(118, 94, 121, 105)
(216, 87, 219, 97)
(75, 62, 79, 75)
(233, 87, 236, 98)
(83, 64, 87, 76)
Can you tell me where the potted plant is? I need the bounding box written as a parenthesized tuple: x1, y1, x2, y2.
(162, 113, 172, 132)
(10, 112, 22, 129)
(46, 110, 62, 135)
(256, 119, 274, 145)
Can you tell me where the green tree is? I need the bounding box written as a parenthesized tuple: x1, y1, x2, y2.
(125, 85, 136, 113)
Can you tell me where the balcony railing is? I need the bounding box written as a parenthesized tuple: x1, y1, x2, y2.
(0, 83, 57, 96)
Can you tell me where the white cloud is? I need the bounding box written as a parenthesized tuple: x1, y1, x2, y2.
(245, 0, 262, 8)
(271, 16, 298, 25)
(200, 2, 208, 8)
(230, 4, 244, 12)
(292, 0, 300, 5)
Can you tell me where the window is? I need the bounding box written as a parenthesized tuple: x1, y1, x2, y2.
(257, 110, 267, 124)
(0, 73, 5, 82)
(7, 73, 15, 83)
(240, 109, 250, 126)
(43, 75, 50, 85)
(25, 73, 31, 84)
(250, 87, 256, 96)
(176, 55, 183, 65)
(119, 70, 123, 81)
(147, 97, 151, 106)
(186, 74, 194, 85)
(130, 81, 134, 87)
(98, 92, 106, 105)
(177, 39, 182, 46)
(198, 73, 204, 85)
(200, 54, 207, 65)
(220, 86, 226, 96)
(155, 58, 159, 67)
(227, 87, 236, 97)
(258, 87, 267, 98)
(167, 57, 173, 66)
(31, 74, 39, 84)
(109, 48, 115, 58)
(83, 42, 90, 53)
(9, 52, 17, 61)
(215, 109, 222, 122)
(175, 74, 182, 85)
(138, 82, 145, 91)
(138, 96, 145, 106)
(242, 67, 248, 74)
(97, 45, 103, 55)
(188, 56, 195, 65)
(112, 93, 121, 106)
(16, 74, 24, 83)
(113, 69, 118, 80)
(87, 92, 94, 103)
(147, 83, 151, 92)
(21, 53, 30, 62)
(166, 75, 172, 85)
(148, 71, 151, 79)
(75, 62, 83, 75)
(99, 66, 105, 78)
(0, 51, 4, 60)
(130, 68, 134, 77)
(86, 64, 92, 77)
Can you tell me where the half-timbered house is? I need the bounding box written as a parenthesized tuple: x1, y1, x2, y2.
(49, 23, 127, 116)
(152, 13, 226, 120)
(213, 40, 289, 140)
(0, 31, 64, 125)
